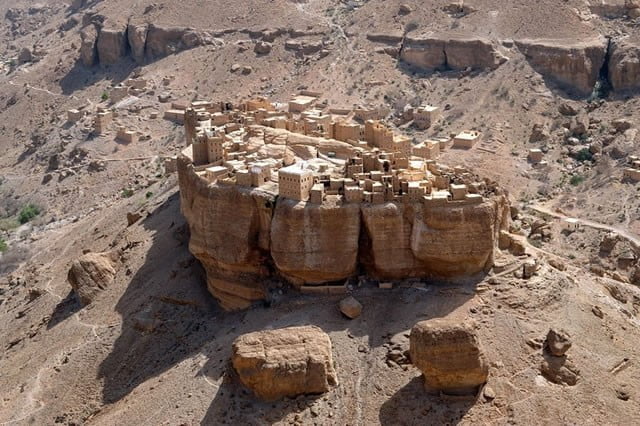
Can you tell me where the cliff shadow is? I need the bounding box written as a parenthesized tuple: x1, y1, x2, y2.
(59, 59, 137, 95)
(97, 191, 222, 404)
(46, 289, 82, 329)
(379, 377, 478, 425)
(395, 60, 487, 82)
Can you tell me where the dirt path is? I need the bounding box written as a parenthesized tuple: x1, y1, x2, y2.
(529, 203, 640, 249)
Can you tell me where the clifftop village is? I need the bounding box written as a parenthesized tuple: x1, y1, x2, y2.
(163, 90, 501, 205)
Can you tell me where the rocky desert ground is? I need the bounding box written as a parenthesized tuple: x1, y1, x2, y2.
(2, 0, 640, 424)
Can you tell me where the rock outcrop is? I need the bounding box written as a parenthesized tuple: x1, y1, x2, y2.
(271, 198, 360, 285)
(127, 23, 148, 64)
(361, 197, 508, 279)
(409, 319, 489, 395)
(79, 19, 222, 66)
(67, 251, 119, 305)
(96, 24, 128, 65)
(608, 38, 640, 92)
(232, 326, 338, 401)
(516, 37, 608, 95)
(178, 149, 509, 309)
(399, 35, 506, 71)
(179, 159, 274, 310)
(545, 328, 572, 357)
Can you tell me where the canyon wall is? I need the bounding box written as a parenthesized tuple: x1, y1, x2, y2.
(178, 156, 510, 310)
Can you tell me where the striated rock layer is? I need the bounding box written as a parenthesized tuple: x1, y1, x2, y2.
(178, 155, 509, 310)
(516, 37, 608, 95)
(232, 326, 338, 401)
(608, 38, 640, 92)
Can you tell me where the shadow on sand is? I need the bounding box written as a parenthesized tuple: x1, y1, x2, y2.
(60, 59, 138, 95)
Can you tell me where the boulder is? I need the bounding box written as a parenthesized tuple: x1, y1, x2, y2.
(254, 41, 272, 54)
(409, 319, 489, 395)
(339, 296, 362, 319)
(232, 326, 338, 401)
(558, 102, 579, 116)
(18, 47, 32, 64)
(516, 37, 607, 95)
(96, 24, 128, 65)
(529, 122, 549, 142)
(540, 355, 579, 385)
(80, 25, 99, 66)
(67, 251, 118, 305)
(612, 118, 633, 133)
(399, 4, 413, 14)
(545, 328, 572, 356)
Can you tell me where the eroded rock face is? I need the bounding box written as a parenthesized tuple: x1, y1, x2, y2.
(127, 23, 148, 64)
(400, 35, 505, 71)
(271, 198, 360, 285)
(178, 150, 509, 309)
(80, 25, 98, 66)
(67, 251, 118, 305)
(608, 38, 640, 92)
(400, 37, 447, 70)
(96, 24, 128, 65)
(361, 203, 427, 279)
(410, 319, 488, 395)
(361, 197, 508, 279)
(516, 37, 607, 95)
(178, 157, 273, 310)
(232, 326, 338, 401)
(411, 198, 507, 277)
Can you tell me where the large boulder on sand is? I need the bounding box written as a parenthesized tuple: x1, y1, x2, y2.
(232, 326, 338, 401)
(410, 319, 488, 395)
(67, 251, 119, 305)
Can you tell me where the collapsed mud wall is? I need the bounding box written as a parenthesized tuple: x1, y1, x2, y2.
(178, 155, 510, 310)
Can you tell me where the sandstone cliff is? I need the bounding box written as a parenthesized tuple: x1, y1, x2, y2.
(178, 152, 509, 310)
(515, 37, 608, 95)
(271, 198, 360, 285)
(608, 38, 640, 92)
(178, 157, 274, 310)
(400, 35, 506, 71)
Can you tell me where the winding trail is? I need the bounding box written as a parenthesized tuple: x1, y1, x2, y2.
(528, 203, 640, 250)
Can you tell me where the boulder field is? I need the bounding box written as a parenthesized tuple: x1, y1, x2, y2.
(178, 156, 510, 310)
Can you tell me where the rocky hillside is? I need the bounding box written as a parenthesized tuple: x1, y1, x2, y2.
(2, 0, 640, 424)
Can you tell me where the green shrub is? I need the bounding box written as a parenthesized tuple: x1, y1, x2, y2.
(145, 191, 153, 199)
(574, 148, 593, 163)
(18, 204, 40, 224)
(121, 188, 135, 198)
(570, 175, 585, 186)
(0, 237, 7, 253)
(101, 91, 109, 101)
